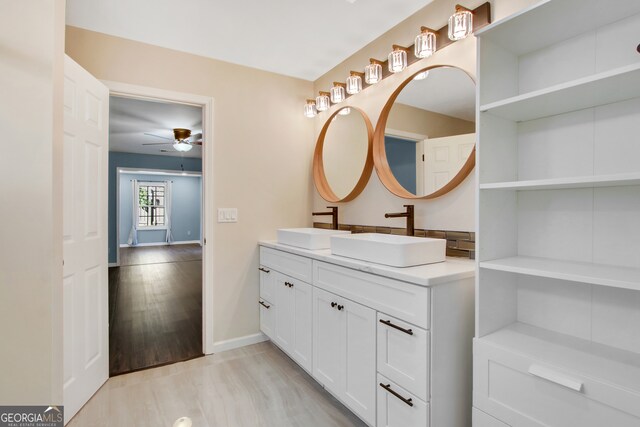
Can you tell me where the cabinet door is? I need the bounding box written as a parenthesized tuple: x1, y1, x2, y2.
(378, 374, 429, 427)
(259, 298, 275, 340)
(274, 272, 293, 352)
(259, 264, 276, 303)
(291, 280, 313, 372)
(343, 297, 376, 426)
(313, 287, 345, 396)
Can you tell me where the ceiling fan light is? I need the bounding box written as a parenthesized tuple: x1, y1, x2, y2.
(173, 141, 193, 152)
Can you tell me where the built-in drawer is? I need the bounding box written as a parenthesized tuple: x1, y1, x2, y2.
(313, 261, 430, 329)
(260, 246, 312, 283)
(377, 313, 429, 401)
(474, 339, 640, 427)
(377, 373, 428, 427)
(259, 298, 275, 340)
(259, 264, 275, 302)
(472, 408, 509, 427)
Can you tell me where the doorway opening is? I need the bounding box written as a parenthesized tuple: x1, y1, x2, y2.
(108, 94, 206, 375)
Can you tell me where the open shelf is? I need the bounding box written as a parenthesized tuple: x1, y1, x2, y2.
(477, 322, 640, 393)
(480, 172, 640, 191)
(480, 256, 640, 291)
(476, 0, 640, 56)
(479, 63, 640, 122)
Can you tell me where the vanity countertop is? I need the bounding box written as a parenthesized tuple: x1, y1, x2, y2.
(259, 240, 475, 287)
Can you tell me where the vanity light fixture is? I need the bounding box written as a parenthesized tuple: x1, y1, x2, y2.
(413, 70, 430, 80)
(415, 27, 437, 58)
(304, 99, 317, 118)
(338, 107, 351, 116)
(388, 45, 408, 73)
(364, 59, 383, 84)
(346, 71, 364, 95)
(448, 4, 473, 41)
(316, 92, 331, 112)
(330, 82, 346, 104)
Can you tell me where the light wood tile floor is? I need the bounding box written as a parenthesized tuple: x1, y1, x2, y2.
(69, 341, 366, 427)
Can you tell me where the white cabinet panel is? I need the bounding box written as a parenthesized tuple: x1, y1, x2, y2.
(259, 265, 275, 303)
(472, 408, 510, 427)
(313, 287, 344, 396)
(377, 374, 429, 427)
(259, 298, 275, 340)
(260, 246, 312, 283)
(291, 280, 313, 372)
(377, 313, 429, 401)
(274, 272, 293, 351)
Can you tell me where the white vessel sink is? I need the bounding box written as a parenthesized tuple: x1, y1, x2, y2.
(330, 233, 446, 267)
(277, 228, 351, 250)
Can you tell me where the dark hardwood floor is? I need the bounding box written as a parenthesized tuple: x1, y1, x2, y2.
(109, 244, 203, 376)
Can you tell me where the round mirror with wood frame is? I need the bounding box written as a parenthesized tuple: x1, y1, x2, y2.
(373, 65, 476, 199)
(313, 106, 374, 203)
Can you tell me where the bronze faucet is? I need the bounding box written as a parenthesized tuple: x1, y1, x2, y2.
(313, 206, 339, 230)
(385, 205, 414, 236)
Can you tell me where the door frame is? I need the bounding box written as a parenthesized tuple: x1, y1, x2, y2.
(103, 80, 215, 355)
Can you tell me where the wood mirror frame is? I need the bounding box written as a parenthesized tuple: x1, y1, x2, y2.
(373, 65, 476, 200)
(313, 106, 374, 203)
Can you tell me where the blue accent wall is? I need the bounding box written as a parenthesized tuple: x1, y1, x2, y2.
(109, 152, 202, 264)
(119, 173, 202, 247)
(385, 136, 416, 194)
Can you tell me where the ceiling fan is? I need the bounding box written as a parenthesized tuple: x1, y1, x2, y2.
(143, 128, 202, 152)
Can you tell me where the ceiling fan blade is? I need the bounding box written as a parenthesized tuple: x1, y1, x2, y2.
(191, 141, 203, 146)
(143, 132, 173, 141)
(189, 132, 202, 142)
(142, 142, 173, 146)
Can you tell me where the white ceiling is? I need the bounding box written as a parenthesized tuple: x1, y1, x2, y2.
(65, 0, 434, 81)
(109, 96, 203, 158)
(395, 66, 476, 122)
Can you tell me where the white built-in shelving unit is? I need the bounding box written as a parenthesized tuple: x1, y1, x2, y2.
(474, 0, 640, 425)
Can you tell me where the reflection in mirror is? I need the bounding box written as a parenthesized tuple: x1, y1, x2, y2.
(384, 66, 475, 197)
(319, 107, 371, 201)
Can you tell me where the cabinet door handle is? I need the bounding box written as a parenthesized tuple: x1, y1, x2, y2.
(284, 281, 294, 288)
(331, 302, 337, 308)
(528, 364, 583, 392)
(379, 383, 413, 407)
(259, 300, 270, 309)
(259, 267, 270, 273)
(379, 319, 413, 335)
(337, 305, 344, 311)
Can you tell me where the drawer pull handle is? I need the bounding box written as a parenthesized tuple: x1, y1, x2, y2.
(380, 319, 414, 335)
(259, 300, 271, 309)
(259, 267, 270, 273)
(528, 364, 583, 392)
(380, 383, 413, 407)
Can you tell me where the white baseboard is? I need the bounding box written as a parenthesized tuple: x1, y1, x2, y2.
(119, 240, 202, 248)
(212, 332, 268, 354)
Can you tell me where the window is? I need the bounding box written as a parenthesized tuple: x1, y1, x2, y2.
(137, 182, 166, 228)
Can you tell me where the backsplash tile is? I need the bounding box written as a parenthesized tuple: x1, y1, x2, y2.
(313, 222, 476, 259)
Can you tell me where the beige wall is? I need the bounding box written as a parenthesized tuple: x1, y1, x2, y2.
(387, 103, 475, 139)
(312, 0, 539, 232)
(65, 27, 315, 344)
(0, 0, 64, 404)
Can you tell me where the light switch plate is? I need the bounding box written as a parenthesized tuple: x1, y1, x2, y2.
(217, 208, 238, 223)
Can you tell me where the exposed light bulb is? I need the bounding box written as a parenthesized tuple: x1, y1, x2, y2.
(388, 46, 408, 73)
(316, 92, 331, 112)
(448, 6, 473, 41)
(304, 99, 317, 118)
(415, 27, 437, 58)
(364, 60, 383, 84)
(346, 72, 363, 95)
(330, 83, 345, 104)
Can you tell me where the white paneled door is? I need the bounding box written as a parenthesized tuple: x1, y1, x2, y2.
(62, 55, 109, 424)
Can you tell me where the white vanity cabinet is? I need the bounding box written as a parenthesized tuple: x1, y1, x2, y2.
(259, 247, 313, 372)
(313, 286, 377, 426)
(259, 243, 475, 427)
